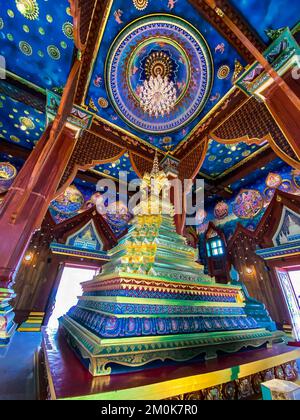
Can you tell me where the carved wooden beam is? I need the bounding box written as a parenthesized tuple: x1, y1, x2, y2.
(188, 0, 265, 62)
(211, 97, 300, 170)
(203, 0, 300, 110)
(90, 120, 162, 159)
(173, 88, 247, 160)
(74, 0, 110, 104)
(69, 0, 98, 52)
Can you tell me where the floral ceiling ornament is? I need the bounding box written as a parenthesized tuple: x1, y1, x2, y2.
(133, 0, 149, 11)
(217, 65, 230, 80)
(15, 0, 39, 20)
(50, 185, 84, 215)
(106, 15, 212, 134)
(0, 162, 17, 193)
(214, 201, 229, 220)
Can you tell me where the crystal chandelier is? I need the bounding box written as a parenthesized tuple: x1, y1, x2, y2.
(139, 75, 177, 118)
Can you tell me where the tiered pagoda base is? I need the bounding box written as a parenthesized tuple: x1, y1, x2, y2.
(0, 287, 16, 347)
(60, 273, 285, 376)
(59, 162, 286, 377)
(40, 328, 300, 400)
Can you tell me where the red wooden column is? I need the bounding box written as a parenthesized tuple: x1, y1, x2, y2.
(203, 2, 300, 161)
(161, 156, 185, 235)
(0, 125, 78, 345)
(262, 73, 300, 160)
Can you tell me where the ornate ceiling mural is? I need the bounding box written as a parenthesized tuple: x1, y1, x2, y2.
(0, 161, 17, 193)
(229, 0, 300, 43)
(106, 14, 213, 134)
(0, 0, 75, 89)
(229, 158, 288, 193)
(86, 0, 245, 150)
(200, 139, 267, 179)
(92, 152, 139, 183)
(197, 159, 300, 241)
(0, 94, 45, 149)
(49, 177, 131, 237)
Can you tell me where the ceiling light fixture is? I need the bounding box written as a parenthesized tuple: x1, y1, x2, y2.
(139, 75, 177, 119)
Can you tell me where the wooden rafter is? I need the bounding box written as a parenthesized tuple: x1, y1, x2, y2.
(188, 0, 266, 62)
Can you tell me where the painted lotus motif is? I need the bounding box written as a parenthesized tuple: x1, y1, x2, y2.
(214, 201, 229, 220)
(266, 172, 282, 188)
(233, 189, 264, 220)
(50, 185, 84, 215)
(0, 162, 17, 193)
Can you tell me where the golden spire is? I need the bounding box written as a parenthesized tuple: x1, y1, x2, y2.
(151, 150, 160, 176)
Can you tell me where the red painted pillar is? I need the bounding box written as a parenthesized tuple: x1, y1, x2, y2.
(262, 74, 300, 161)
(161, 157, 186, 235)
(0, 125, 77, 344)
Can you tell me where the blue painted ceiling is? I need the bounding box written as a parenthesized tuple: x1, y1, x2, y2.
(200, 139, 267, 179)
(229, 0, 300, 43)
(86, 0, 246, 151)
(0, 0, 75, 89)
(93, 153, 138, 183)
(49, 176, 131, 237)
(0, 151, 24, 171)
(0, 93, 46, 148)
(229, 157, 289, 193)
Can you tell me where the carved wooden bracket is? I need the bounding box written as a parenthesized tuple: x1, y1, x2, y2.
(211, 97, 300, 170)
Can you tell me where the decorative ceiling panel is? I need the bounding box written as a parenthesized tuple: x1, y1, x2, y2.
(0, 93, 46, 149)
(50, 176, 131, 237)
(200, 139, 266, 179)
(0, 0, 75, 89)
(93, 152, 139, 183)
(85, 0, 245, 151)
(229, 0, 300, 43)
(229, 158, 289, 193)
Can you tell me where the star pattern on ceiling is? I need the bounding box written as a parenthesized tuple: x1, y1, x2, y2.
(201, 139, 268, 179)
(93, 153, 138, 183)
(0, 0, 75, 89)
(0, 94, 45, 149)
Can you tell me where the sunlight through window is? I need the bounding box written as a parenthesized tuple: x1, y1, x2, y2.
(48, 267, 97, 330)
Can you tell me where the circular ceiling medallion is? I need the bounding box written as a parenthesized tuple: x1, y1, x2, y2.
(19, 41, 33, 56)
(98, 97, 109, 108)
(217, 65, 230, 80)
(62, 22, 74, 39)
(106, 15, 213, 134)
(214, 201, 229, 220)
(50, 185, 84, 215)
(0, 162, 17, 193)
(47, 45, 61, 60)
(133, 0, 149, 11)
(15, 0, 39, 20)
(233, 189, 264, 220)
(19, 116, 35, 130)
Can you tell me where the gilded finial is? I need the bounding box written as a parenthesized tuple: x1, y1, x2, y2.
(215, 7, 224, 18)
(232, 59, 244, 83)
(151, 150, 160, 176)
